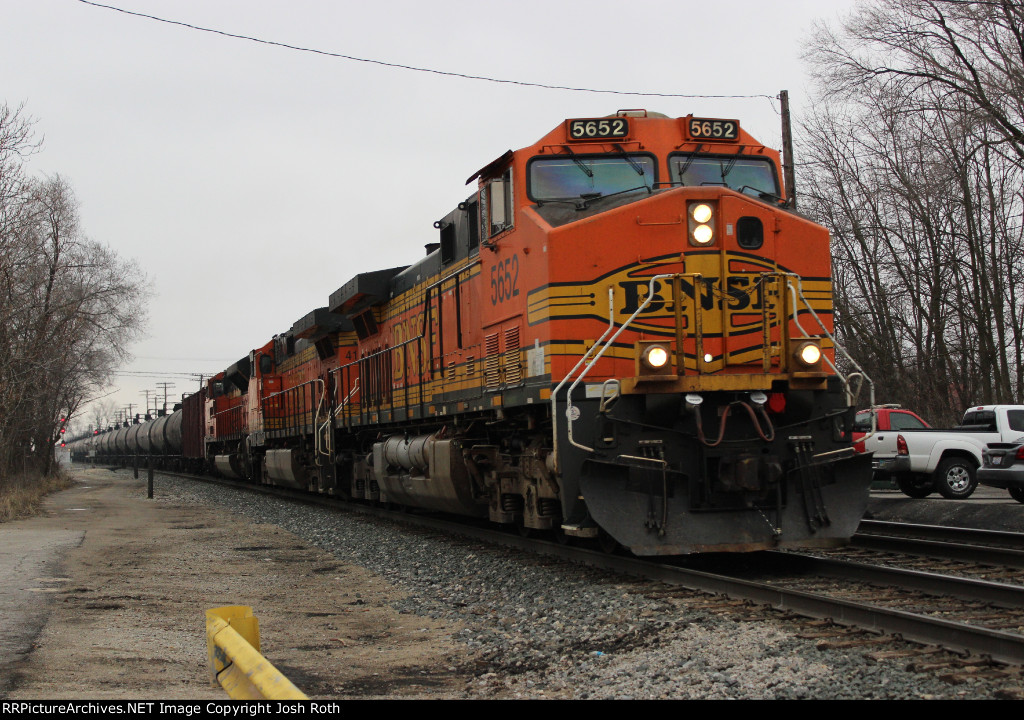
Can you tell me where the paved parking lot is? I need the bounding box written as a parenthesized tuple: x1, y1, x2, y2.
(868, 484, 1024, 531)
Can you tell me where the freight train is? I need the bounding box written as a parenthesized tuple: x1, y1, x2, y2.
(71, 110, 873, 555)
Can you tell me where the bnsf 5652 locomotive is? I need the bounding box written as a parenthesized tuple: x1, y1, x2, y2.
(82, 111, 872, 555)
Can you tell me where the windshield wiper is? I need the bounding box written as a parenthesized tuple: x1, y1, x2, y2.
(720, 147, 746, 180)
(561, 145, 594, 178)
(613, 144, 645, 177)
(575, 185, 651, 210)
(673, 149, 702, 184)
(738, 185, 783, 203)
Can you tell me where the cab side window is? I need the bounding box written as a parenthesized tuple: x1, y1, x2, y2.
(484, 168, 514, 237)
(890, 413, 926, 431)
(1008, 410, 1024, 432)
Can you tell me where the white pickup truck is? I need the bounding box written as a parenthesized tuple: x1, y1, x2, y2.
(871, 405, 1024, 499)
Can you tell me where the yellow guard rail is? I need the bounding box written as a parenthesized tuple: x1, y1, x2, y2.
(205, 605, 308, 700)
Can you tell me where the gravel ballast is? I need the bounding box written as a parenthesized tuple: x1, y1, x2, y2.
(158, 474, 1022, 700)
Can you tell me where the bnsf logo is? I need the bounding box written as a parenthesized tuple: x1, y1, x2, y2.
(618, 275, 767, 316)
(527, 253, 829, 334)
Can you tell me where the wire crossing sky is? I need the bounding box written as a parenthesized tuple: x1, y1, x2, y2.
(76, 0, 778, 101)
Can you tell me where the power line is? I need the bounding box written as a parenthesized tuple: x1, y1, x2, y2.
(133, 355, 236, 362)
(76, 0, 775, 101)
(114, 371, 216, 380)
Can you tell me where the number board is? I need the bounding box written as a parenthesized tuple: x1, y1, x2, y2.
(567, 117, 630, 141)
(685, 117, 740, 142)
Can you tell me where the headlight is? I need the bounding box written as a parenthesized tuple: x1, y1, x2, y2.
(636, 341, 674, 379)
(795, 341, 822, 367)
(688, 201, 717, 246)
(643, 344, 670, 369)
(691, 203, 713, 223)
(692, 224, 714, 244)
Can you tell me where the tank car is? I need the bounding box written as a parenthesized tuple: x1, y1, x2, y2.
(66, 433, 94, 464)
(81, 406, 185, 469)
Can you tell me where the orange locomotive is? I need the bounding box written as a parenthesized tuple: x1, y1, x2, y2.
(202, 110, 872, 555)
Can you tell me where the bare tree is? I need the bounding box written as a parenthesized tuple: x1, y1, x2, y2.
(800, 0, 1024, 424)
(0, 108, 148, 476)
(89, 398, 118, 434)
(807, 0, 1024, 162)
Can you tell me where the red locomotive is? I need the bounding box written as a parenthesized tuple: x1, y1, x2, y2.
(82, 111, 872, 555)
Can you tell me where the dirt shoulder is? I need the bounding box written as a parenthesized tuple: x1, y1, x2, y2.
(2, 466, 466, 700)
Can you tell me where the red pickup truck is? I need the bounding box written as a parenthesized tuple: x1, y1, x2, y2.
(852, 405, 930, 454)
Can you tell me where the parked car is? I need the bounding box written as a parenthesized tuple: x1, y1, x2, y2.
(978, 438, 1024, 503)
(871, 405, 1024, 500)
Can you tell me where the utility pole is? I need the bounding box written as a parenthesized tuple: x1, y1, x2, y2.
(156, 382, 175, 414)
(780, 89, 797, 210)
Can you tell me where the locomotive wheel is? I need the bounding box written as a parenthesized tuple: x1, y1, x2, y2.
(897, 475, 934, 499)
(934, 458, 977, 499)
(1009, 487, 1024, 504)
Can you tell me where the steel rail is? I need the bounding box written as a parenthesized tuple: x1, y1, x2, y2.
(858, 519, 1024, 549)
(855, 520, 1024, 569)
(853, 535, 1024, 570)
(759, 551, 1024, 607)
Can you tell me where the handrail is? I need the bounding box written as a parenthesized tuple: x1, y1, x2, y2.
(550, 287, 617, 473)
(564, 274, 674, 454)
(549, 271, 874, 467)
(329, 261, 475, 379)
(323, 263, 478, 427)
(261, 378, 322, 404)
(334, 378, 360, 417)
(261, 380, 317, 424)
(332, 334, 425, 372)
(211, 403, 246, 437)
(261, 379, 330, 460)
(781, 272, 875, 409)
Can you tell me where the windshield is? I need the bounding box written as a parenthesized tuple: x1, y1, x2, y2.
(670, 154, 779, 199)
(528, 154, 656, 202)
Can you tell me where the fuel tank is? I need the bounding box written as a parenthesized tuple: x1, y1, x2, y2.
(372, 435, 486, 516)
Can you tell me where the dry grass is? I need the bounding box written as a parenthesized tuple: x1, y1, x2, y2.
(0, 466, 76, 523)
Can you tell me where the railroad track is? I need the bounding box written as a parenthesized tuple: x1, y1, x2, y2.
(853, 519, 1024, 570)
(115, 465, 1024, 671)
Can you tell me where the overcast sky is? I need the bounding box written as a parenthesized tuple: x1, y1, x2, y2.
(3, 0, 855, 431)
